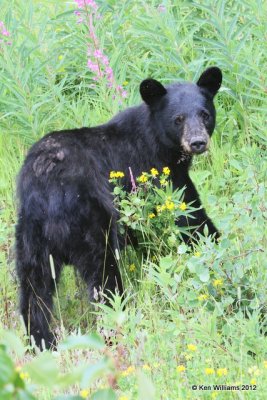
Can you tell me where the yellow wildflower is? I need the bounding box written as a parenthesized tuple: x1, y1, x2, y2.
(217, 368, 228, 376)
(129, 263, 136, 272)
(211, 394, 218, 399)
(19, 372, 29, 380)
(150, 168, 159, 177)
(110, 171, 125, 179)
(187, 344, 197, 352)
(163, 166, 170, 175)
(179, 202, 187, 211)
(176, 365, 186, 373)
(213, 279, 223, 287)
(58, 55, 63, 61)
(263, 360, 267, 369)
(165, 200, 175, 211)
(119, 396, 129, 400)
(194, 251, 201, 257)
(156, 205, 166, 213)
(250, 378, 257, 385)
(16, 368, 29, 380)
(142, 364, 151, 371)
(205, 368, 215, 375)
(122, 366, 135, 377)
(148, 213, 156, 219)
(123, 81, 129, 86)
(80, 389, 90, 398)
(198, 294, 209, 301)
(138, 173, 148, 183)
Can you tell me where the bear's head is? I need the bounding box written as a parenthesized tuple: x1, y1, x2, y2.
(140, 67, 222, 155)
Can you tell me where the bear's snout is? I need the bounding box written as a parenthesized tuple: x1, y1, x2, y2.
(189, 137, 208, 154)
(181, 121, 210, 154)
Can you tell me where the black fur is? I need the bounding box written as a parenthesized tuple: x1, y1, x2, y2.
(16, 67, 222, 348)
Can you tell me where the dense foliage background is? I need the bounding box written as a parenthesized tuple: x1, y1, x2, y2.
(0, 0, 266, 399)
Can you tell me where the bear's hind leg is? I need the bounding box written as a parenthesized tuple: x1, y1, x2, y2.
(16, 227, 62, 349)
(72, 240, 123, 304)
(19, 268, 55, 349)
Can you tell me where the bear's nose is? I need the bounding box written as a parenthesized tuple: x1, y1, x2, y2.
(190, 139, 207, 154)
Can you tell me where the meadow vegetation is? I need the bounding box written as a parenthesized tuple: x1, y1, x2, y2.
(0, 0, 266, 399)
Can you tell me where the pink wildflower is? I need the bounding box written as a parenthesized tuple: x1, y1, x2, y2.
(101, 55, 109, 65)
(158, 4, 166, 13)
(2, 29, 9, 36)
(87, 59, 100, 72)
(73, 0, 127, 101)
(94, 49, 103, 58)
(0, 21, 11, 46)
(74, 0, 98, 10)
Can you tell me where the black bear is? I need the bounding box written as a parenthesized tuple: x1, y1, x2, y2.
(16, 67, 222, 349)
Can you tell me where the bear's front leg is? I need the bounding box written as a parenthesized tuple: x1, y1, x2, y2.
(173, 172, 220, 243)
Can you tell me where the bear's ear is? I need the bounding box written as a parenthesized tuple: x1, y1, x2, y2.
(197, 67, 222, 96)
(140, 79, 167, 105)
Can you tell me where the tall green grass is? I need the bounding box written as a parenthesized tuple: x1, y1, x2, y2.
(0, 0, 266, 399)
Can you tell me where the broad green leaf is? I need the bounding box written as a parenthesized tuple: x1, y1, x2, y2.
(198, 268, 210, 283)
(159, 255, 174, 270)
(24, 352, 59, 387)
(0, 349, 14, 387)
(138, 372, 155, 400)
(0, 330, 26, 358)
(91, 389, 116, 400)
(59, 333, 105, 351)
(81, 358, 110, 388)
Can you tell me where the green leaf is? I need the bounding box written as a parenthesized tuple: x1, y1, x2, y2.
(113, 187, 121, 195)
(81, 358, 110, 388)
(16, 390, 37, 400)
(196, 265, 210, 283)
(203, 224, 209, 237)
(187, 259, 196, 274)
(0, 330, 26, 358)
(24, 352, 59, 387)
(90, 389, 116, 400)
(56, 366, 85, 389)
(230, 159, 242, 171)
(222, 296, 235, 307)
(0, 349, 15, 387)
(159, 255, 174, 270)
(177, 244, 188, 254)
(59, 333, 105, 351)
(138, 372, 155, 400)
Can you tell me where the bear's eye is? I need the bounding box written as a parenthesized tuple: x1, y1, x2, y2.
(175, 115, 185, 124)
(200, 110, 210, 121)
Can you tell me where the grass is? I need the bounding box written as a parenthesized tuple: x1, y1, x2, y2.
(0, 0, 266, 399)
